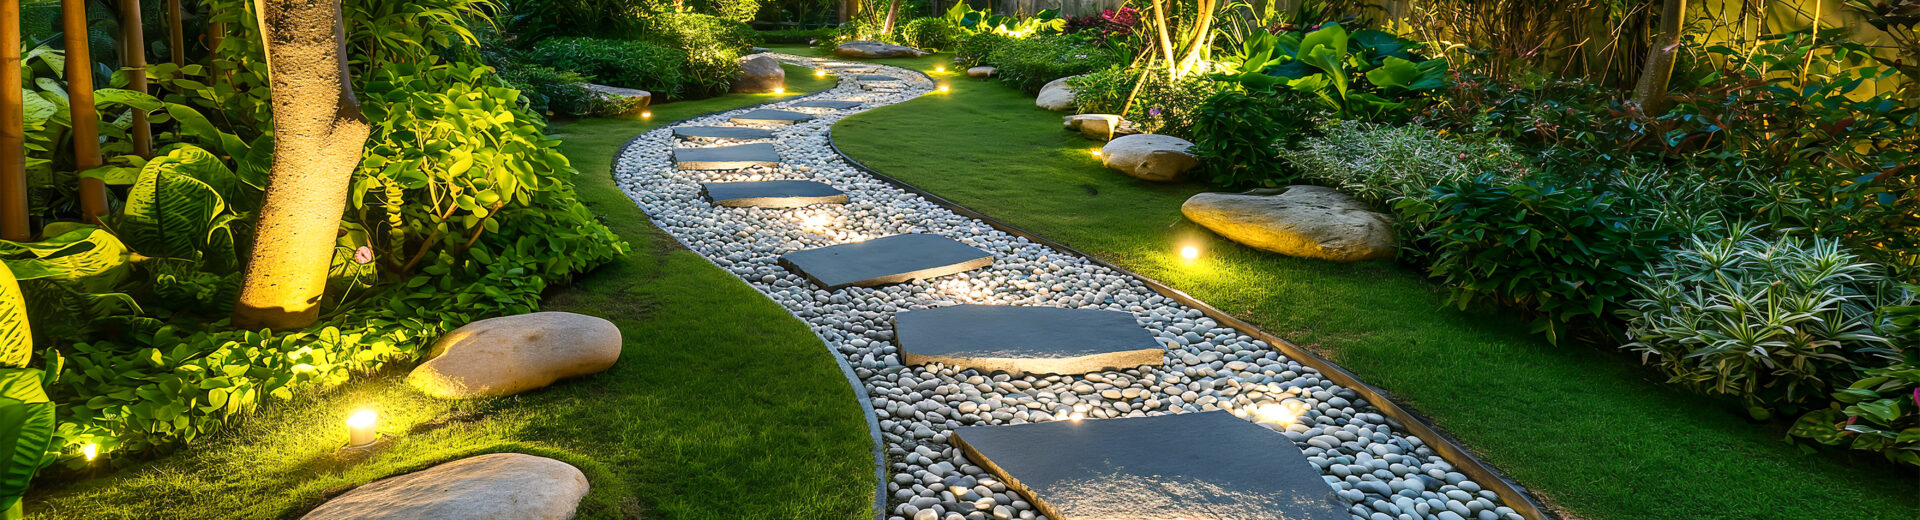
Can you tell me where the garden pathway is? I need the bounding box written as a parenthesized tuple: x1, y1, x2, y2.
(614, 52, 1523, 520)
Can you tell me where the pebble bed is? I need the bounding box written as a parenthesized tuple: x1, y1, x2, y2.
(614, 53, 1522, 520)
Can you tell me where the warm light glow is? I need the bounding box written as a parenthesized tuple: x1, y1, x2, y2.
(640, 111, 653, 119)
(1069, 412, 1085, 422)
(1252, 401, 1299, 426)
(815, 69, 826, 77)
(347, 409, 378, 446)
(1180, 246, 1200, 261)
(82, 443, 97, 461)
(937, 85, 950, 93)
(1089, 148, 1102, 157)
(936, 66, 947, 72)
(774, 87, 785, 94)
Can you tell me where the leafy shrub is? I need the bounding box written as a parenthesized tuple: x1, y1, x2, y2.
(497, 64, 622, 116)
(897, 17, 960, 51)
(1214, 22, 1448, 120)
(755, 28, 831, 44)
(953, 32, 1008, 67)
(1284, 120, 1530, 204)
(690, 0, 759, 22)
(1396, 176, 1674, 344)
(1620, 231, 1914, 415)
(529, 37, 690, 97)
(639, 13, 753, 97)
(1189, 89, 1326, 187)
(982, 35, 1124, 94)
(1792, 351, 1920, 467)
(831, 19, 888, 45)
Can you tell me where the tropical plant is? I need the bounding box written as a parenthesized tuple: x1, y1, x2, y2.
(1791, 350, 1920, 467)
(1283, 120, 1531, 205)
(1620, 231, 1915, 416)
(0, 266, 54, 520)
(1188, 89, 1320, 188)
(896, 17, 958, 50)
(978, 35, 1125, 94)
(1213, 22, 1448, 119)
(529, 37, 691, 96)
(942, 3, 1066, 38)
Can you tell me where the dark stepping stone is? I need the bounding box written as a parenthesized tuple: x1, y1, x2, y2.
(792, 100, 863, 110)
(730, 109, 815, 126)
(857, 74, 902, 82)
(673, 126, 776, 141)
(673, 143, 780, 170)
(778, 234, 992, 290)
(896, 305, 1164, 375)
(951, 411, 1348, 520)
(702, 180, 848, 208)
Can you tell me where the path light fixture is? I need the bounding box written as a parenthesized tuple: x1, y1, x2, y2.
(641, 111, 653, 119)
(1251, 400, 1301, 428)
(1180, 245, 1200, 262)
(82, 443, 98, 462)
(774, 87, 785, 94)
(1089, 148, 1102, 158)
(346, 409, 378, 447)
(935, 66, 946, 73)
(937, 84, 949, 93)
(815, 69, 826, 77)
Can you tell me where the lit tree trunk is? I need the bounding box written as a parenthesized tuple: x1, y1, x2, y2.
(839, 0, 851, 24)
(62, 0, 106, 223)
(167, 0, 183, 66)
(1, 0, 27, 241)
(1632, 0, 1685, 115)
(1176, 0, 1216, 78)
(232, 0, 370, 330)
(1151, 0, 1174, 82)
(882, 0, 899, 34)
(120, 0, 151, 158)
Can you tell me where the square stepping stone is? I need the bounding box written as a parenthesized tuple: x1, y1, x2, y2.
(672, 143, 780, 170)
(857, 74, 901, 82)
(672, 126, 776, 141)
(895, 305, 1164, 375)
(778, 234, 992, 290)
(730, 109, 815, 126)
(792, 100, 863, 110)
(701, 180, 848, 208)
(950, 411, 1349, 520)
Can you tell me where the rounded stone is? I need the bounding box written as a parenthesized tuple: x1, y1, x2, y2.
(407, 312, 622, 398)
(301, 453, 588, 520)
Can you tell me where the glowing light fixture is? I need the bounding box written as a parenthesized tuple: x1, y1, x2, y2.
(82, 443, 98, 461)
(774, 87, 786, 94)
(937, 85, 950, 93)
(1089, 148, 1102, 157)
(936, 66, 947, 73)
(1251, 401, 1299, 427)
(815, 69, 827, 77)
(346, 409, 378, 447)
(1180, 245, 1200, 262)
(641, 111, 653, 119)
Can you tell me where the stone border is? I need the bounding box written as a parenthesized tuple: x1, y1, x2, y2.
(606, 83, 892, 520)
(824, 131, 1560, 520)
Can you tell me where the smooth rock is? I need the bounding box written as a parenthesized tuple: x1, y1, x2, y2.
(407, 312, 621, 398)
(1100, 134, 1197, 182)
(732, 54, 786, 93)
(1062, 114, 1136, 141)
(1035, 76, 1078, 111)
(584, 84, 650, 115)
(301, 453, 588, 520)
(836, 40, 930, 58)
(1180, 187, 1396, 262)
(967, 66, 996, 78)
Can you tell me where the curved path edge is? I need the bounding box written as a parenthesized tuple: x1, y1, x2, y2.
(607, 85, 892, 520)
(823, 123, 1559, 520)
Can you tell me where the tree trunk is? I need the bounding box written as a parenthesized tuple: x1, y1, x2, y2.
(1631, 0, 1685, 115)
(120, 0, 150, 158)
(882, 0, 899, 34)
(167, 0, 183, 66)
(232, 0, 371, 330)
(840, 0, 851, 24)
(1, 0, 27, 241)
(1176, 0, 1215, 78)
(61, 0, 105, 223)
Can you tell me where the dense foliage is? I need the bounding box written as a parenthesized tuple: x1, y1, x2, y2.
(530, 37, 692, 96)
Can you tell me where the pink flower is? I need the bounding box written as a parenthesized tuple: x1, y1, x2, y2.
(354, 246, 374, 265)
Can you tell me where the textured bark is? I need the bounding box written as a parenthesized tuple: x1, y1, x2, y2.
(121, 0, 151, 157)
(167, 0, 183, 66)
(1, 0, 26, 241)
(882, 0, 899, 34)
(232, 0, 370, 330)
(1632, 0, 1686, 115)
(61, 0, 105, 222)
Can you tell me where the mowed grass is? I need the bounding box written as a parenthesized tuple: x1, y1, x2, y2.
(26, 64, 875, 520)
(826, 53, 1920, 520)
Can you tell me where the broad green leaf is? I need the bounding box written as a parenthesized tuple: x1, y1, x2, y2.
(0, 397, 54, 512)
(0, 371, 43, 404)
(119, 147, 230, 259)
(19, 90, 53, 127)
(1365, 57, 1423, 89)
(0, 227, 132, 293)
(0, 267, 25, 368)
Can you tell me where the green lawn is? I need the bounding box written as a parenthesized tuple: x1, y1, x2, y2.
(826, 52, 1920, 519)
(25, 63, 875, 520)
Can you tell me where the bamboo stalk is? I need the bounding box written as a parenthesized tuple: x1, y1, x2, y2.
(1, 0, 27, 241)
(121, 0, 151, 158)
(62, 0, 106, 223)
(167, 0, 183, 66)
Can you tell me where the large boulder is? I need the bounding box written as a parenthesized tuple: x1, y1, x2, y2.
(584, 84, 651, 115)
(1063, 114, 1139, 141)
(1181, 187, 1397, 262)
(1100, 134, 1197, 181)
(835, 40, 930, 58)
(302, 453, 589, 520)
(732, 55, 786, 93)
(1036, 76, 1078, 111)
(966, 66, 996, 78)
(408, 312, 621, 399)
